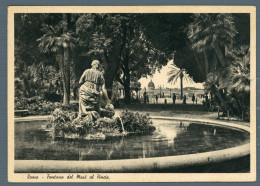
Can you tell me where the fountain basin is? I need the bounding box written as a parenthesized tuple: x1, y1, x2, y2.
(14, 116, 250, 173)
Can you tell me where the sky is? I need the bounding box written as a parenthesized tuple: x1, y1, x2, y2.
(138, 60, 204, 89)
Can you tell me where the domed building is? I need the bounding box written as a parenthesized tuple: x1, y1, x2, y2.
(148, 80, 155, 90)
(146, 80, 155, 99)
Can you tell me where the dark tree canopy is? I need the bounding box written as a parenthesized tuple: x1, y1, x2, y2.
(141, 13, 250, 83)
(141, 13, 193, 56)
(233, 14, 250, 46)
(14, 13, 250, 116)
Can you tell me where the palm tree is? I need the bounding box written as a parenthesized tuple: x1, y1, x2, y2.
(187, 14, 237, 67)
(225, 45, 250, 118)
(204, 71, 229, 109)
(167, 65, 193, 99)
(226, 46, 250, 93)
(37, 14, 78, 105)
(204, 46, 250, 119)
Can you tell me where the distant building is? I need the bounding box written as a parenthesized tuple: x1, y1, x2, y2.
(112, 81, 141, 99)
(137, 79, 205, 104)
(148, 80, 155, 90)
(140, 84, 204, 100)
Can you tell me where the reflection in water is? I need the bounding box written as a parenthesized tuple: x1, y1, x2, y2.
(214, 128, 217, 136)
(15, 120, 250, 161)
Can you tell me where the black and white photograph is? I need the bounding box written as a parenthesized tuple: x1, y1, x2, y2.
(8, 6, 256, 182)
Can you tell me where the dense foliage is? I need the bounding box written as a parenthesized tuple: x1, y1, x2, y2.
(15, 98, 78, 115)
(15, 13, 250, 120)
(143, 13, 250, 120)
(186, 14, 250, 119)
(45, 108, 155, 139)
(15, 13, 170, 105)
(120, 110, 155, 134)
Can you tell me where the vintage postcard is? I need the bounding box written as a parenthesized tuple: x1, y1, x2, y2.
(8, 6, 256, 182)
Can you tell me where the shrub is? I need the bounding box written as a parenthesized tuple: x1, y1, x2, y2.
(47, 108, 77, 136)
(51, 108, 77, 123)
(120, 110, 155, 134)
(46, 108, 155, 139)
(15, 97, 78, 116)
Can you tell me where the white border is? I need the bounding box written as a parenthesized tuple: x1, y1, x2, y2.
(8, 6, 256, 182)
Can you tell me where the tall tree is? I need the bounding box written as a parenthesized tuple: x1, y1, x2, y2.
(224, 45, 250, 117)
(37, 14, 78, 105)
(115, 15, 168, 103)
(76, 14, 168, 102)
(167, 65, 193, 99)
(76, 14, 130, 97)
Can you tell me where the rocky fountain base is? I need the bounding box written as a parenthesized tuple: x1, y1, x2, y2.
(44, 105, 155, 140)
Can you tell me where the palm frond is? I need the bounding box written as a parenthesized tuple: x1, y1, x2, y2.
(168, 73, 179, 84)
(187, 14, 237, 53)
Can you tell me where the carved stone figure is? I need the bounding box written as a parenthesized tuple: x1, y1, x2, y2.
(78, 60, 110, 118)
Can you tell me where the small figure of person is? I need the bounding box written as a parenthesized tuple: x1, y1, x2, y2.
(162, 92, 165, 98)
(205, 94, 209, 111)
(192, 94, 195, 104)
(207, 99, 210, 111)
(183, 95, 187, 104)
(205, 94, 209, 103)
(147, 95, 149, 104)
(196, 98, 198, 104)
(155, 95, 158, 104)
(172, 93, 176, 104)
(210, 99, 214, 110)
(164, 99, 167, 104)
(143, 91, 147, 104)
(179, 121, 183, 128)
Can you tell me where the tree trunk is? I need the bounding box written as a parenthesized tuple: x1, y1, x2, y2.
(104, 67, 118, 98)
(213, 42, 225, 66)
(214, 89, 236, 114)
(123, 68, 131, 104)
(103, 50, 121, 99)
(203, 50, 209, 75)
(210, 54, 217, 72)
(59, 51, 65, 101)
(63, 46, 70, 105)
(180, 72, 183, 100)
(102, 21, 128, 99)
(123, 47, 131, 104)
(62, 13, 70, 105)
(123, 78, 131, 104)
(232, 92, 245, 117)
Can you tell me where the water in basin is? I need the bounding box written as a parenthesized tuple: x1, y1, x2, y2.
(15, 119, 249, 161)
